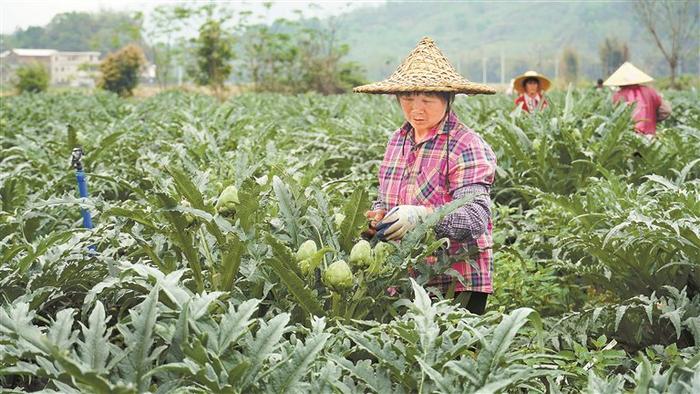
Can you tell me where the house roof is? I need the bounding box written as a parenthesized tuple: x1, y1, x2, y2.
(57, 51, 100, 56)
(12, 48, 58, 57)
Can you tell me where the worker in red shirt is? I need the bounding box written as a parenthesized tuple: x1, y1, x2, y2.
(513, 70, 551, 113)
(604, 62, 671, 137)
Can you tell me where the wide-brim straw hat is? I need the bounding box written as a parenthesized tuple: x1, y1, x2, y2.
(353, 37, 495, 95)
(603, 62, 653, 86)
(513, 70, 551, 94)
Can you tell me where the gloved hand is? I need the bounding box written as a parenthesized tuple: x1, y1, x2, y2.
(375, 205, 430, 241)
(362, 209, 386, 240)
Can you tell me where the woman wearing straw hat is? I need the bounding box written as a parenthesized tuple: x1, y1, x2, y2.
(355, 37, 497, 315)
(604, 62, 670, 137)
(513, 70, 551, 113)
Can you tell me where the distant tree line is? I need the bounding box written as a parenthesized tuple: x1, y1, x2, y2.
(4, 1, 696, 93)
(0, 11, 144, 54)
(3, 4, 366, 95)
(147, 3, 366, 95)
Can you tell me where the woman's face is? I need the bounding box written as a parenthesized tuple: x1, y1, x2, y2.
(525, 80, 540, 95)
(398, 93, 448, 132)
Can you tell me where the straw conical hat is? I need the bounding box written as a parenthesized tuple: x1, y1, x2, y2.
(353, 37, 496, 95)
(513, 70, 551, 94)
(603, 62, 653, 86)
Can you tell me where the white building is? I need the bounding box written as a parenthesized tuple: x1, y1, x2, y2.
(51, 51, 100, 86)
(142, 63, 157, 83)
(1, 48, 100, 87)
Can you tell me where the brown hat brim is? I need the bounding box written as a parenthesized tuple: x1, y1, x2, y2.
(354, 36, 496, 96)
(513, 73, 552, 94)
(353, 81, 496, 95)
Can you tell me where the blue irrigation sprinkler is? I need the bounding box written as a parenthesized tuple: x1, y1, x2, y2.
(71, 147, 94, 229)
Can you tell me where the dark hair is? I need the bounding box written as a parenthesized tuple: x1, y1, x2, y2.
(597, 78, 604, 85)
(395, 91, 456, 112)
(522, 77, 540, 88)
(397, 91, 455, 103)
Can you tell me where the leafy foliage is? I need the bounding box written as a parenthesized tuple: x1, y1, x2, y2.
(13, 63, 49, 93)
(97, 44, 146, 97)
(0, 11, 143, 54)
(237, 12, 367, 94)
(1, 89, 698, 392)
(191, 18, 234, 93)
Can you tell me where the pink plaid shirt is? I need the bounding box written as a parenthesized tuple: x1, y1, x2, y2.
(375, 111, 497, 293)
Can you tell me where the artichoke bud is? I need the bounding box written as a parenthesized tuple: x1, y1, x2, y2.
(295, 240, 317, 262)
(181, 199, 195, 226)
(215, 185, 239, 217)
(369, 241, 395, 274)
(372, 241, 395, 265)
(349, 240, 372, 267)
(298, 258, 318, 276)
(323, 260, 354, 291)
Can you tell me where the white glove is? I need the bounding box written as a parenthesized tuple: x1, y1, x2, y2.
(375, 205, 430, 241)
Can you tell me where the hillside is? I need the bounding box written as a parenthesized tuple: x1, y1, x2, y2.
(2, 1, 696, 85)
(335, 1, 697, 82)
(0, 11, 142, 55)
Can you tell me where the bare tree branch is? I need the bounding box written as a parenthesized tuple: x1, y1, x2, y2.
(634, 0, 699, 87)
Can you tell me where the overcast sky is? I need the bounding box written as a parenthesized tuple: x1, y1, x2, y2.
(1, 1, 378, 34)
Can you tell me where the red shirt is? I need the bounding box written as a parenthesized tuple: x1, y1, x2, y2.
(514, 94, 548, 113)
(613, 85, 662, 135)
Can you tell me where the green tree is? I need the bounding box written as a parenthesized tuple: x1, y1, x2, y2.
(296, 27, 367, 94)
(1, 26, 45, 50)
(1, 11, 143, 54)
(238, 15, 299, 92)
(98, 44, 146, 97)
(237, 8, 366, 94)
(14, 63, 49, 93)
(560, 47, 579, 86)
(599, 37, 629, 76)
(191, 18, 234, 95)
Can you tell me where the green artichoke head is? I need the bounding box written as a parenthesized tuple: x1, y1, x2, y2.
(295, 240, 317, 262)
(215, 185, 239, 216)
(323, 260, 354, 291)
(349, 239, 372, 268)
(181, 199, 195, 226)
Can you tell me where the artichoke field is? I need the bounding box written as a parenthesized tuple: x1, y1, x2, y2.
(1, 89, 699, 393)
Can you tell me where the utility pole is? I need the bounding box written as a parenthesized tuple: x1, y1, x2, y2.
(500, 51, 505, 84)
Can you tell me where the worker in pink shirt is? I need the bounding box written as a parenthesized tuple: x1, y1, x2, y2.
(604, 62, 671, 137)
(354, 37, 497, 315)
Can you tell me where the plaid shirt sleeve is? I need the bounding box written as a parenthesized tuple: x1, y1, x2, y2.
(448, 133, 496, 192)
(434, 131, 495, 242)
(434, 184, 490, 241)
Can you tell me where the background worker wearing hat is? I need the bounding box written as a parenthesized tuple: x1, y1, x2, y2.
(513, 70, 551, 113)
(604, 62, 671, 137)
(355, 37, 497, 315)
